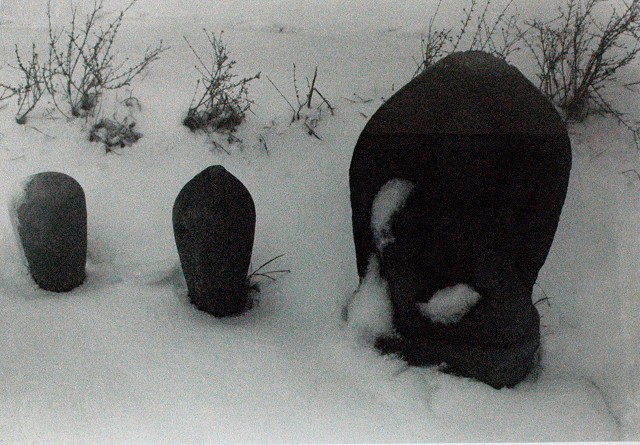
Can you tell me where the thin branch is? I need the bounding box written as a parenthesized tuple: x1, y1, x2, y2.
(265, 74, 297, 115)
(306, 66, 318, 108)
(621, 169, 640, 180)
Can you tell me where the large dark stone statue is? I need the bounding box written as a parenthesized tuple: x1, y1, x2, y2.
(173, 166, 256, 317)
(349, 51, 572, 388)
(12, 172, 87, 292)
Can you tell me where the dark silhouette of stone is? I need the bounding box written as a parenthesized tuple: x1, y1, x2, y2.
(13, 172, 87, 292)
(349, 51, 572, 388)
(173, 166, 256, 317)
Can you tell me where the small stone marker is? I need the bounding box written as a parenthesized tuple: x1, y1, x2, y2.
(11, 172, 87, 292)
(173, 165, 256, 317)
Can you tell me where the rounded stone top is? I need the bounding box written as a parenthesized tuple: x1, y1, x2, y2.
(440, 50, 513, 74)
(362, 50, 567, 137)
(173, 165, 255, 217)
(26, 171, 81, 188)
(21, 171, 85, 205)
(201, 165, 227, 178)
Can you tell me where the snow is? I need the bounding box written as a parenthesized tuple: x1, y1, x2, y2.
(371, 178, 415, 252)
(345, 255, 395, 341)
(418, 283, 482, 325)
(0, 0, 639, 442)
(6, 175, 30, 272)
(348, 178, 414, 340)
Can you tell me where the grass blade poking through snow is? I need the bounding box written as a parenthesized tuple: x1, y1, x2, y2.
(246, 254, 291, 293)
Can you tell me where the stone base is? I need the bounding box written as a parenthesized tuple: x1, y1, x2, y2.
(376, 330, 540, 389)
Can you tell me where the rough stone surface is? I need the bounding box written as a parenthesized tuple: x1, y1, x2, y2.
(349, 51, 572, 388)
(173, 165, 256, 317)
(14, 172, 87, 292)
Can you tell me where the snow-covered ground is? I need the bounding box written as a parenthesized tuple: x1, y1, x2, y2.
(0, 0, 639, 442)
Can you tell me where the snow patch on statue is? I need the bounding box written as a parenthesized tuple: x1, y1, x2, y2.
(371, 178, 415, 252)
(346, 256, 394, 341)
(418, 283, 482, 324)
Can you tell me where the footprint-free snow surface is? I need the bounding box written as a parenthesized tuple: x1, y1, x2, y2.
(0, 0, 638, 442)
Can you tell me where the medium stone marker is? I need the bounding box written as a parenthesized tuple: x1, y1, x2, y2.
(349, 51, 572, 388)
(173, 166, 256, 317)
(11, 172, 87, 292)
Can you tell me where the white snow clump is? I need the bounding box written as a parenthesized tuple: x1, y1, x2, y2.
(371, 178, 415, 252)
(346, 255, 395, 341)
(418, 283, 482, 324)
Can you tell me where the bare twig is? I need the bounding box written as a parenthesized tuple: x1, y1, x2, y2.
(257, 134, 269, 154)
(267, 64, 335, 136)
(306, 66, 318, 109)
(265, 74, 298, 116)
(533, 283, 552, 307)
(342, 93, 373, 104)
(26, 125, 55, 139)
(304, 122, 322, 139)
(621, 169, 640, 180)
(313, 88, 335, 115)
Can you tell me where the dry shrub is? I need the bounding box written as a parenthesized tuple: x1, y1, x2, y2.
(521, 0, 640, 131)
(183, 30, 260, 135)
(0, 0, 164, 123)
(414, 0, 521, 75)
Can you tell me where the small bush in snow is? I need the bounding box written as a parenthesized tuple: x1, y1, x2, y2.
(46, 0, 165, 118)
(0, 45, 48, 124)
(520, 0, 640, 136)
(414, 0, 521, 75)
(89, 117, 142, 153)
(266, 64, 335, 139)
(89, 91, 143, 152)
(183, 30, 260, 138)
(0, 0, 165, 123)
